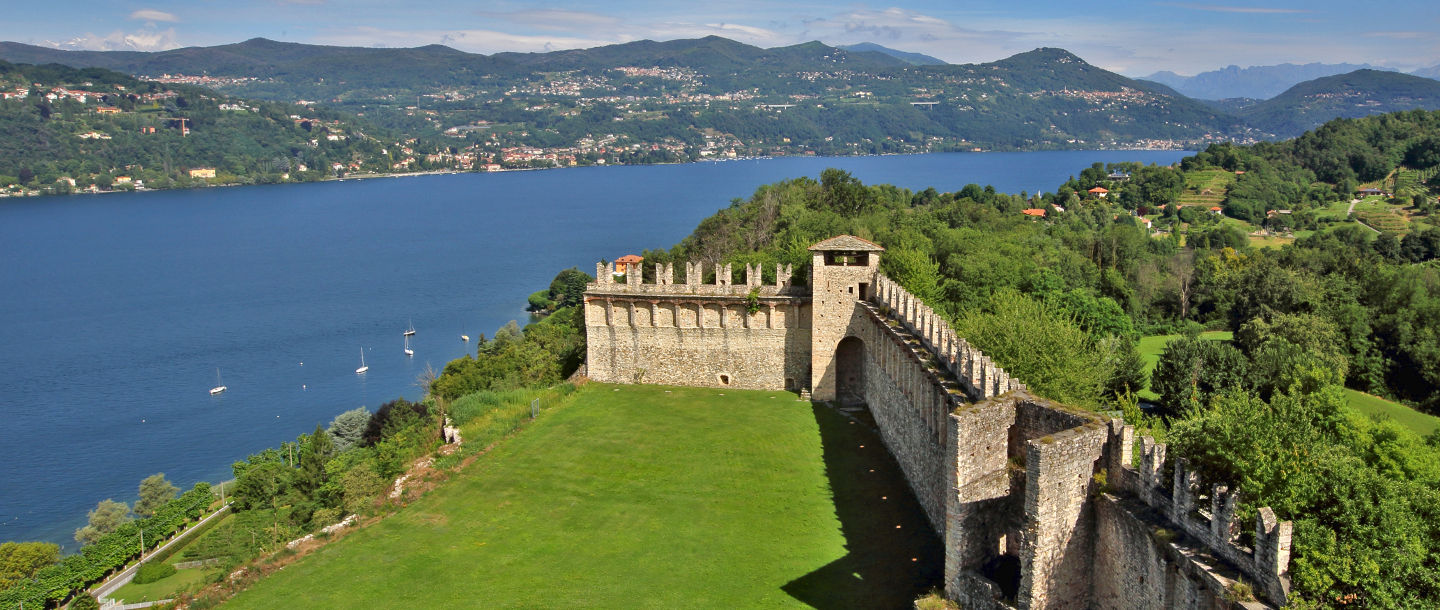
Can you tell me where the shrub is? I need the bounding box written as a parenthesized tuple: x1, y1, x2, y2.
(133, 561, 177, 584)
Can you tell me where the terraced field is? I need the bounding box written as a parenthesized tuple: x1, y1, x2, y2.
(1176, 168, 1235, 210)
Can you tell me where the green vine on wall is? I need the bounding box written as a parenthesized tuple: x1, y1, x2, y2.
(745, 288, 762, 314)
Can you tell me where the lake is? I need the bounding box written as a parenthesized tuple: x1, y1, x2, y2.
(0, 150, 1189, 547)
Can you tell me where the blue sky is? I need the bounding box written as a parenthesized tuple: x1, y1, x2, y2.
(6, 1, 1438, 76)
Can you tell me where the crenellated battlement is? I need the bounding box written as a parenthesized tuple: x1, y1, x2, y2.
(870, 274, 1025, 401)
(1106, 424, 1293, 605)
(589, 261, 800, 297)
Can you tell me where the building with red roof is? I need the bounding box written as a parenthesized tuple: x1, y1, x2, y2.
(614, 254, 644, 275)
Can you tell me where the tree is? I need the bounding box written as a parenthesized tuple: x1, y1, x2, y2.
(547, 267, 594, 308)
(817, 168, 876, 217)
(0, 541, 60, 588)
(135, 473, 179, 518)
(295, 425, 335, 499)
(1104, 337, 1151, 399)
(953, 289, 1114, 408)
(1151, 336, 1248, 414)
(74, 499, 131, 545)
(361, 398, 430, 447)
(327, 407, 371, 453)
(341, 462, 387, 515)
(232, 461, 291, 512)
(70, 592, 100, 610)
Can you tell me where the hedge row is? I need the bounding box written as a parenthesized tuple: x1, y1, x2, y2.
(0, 483, 212, 608)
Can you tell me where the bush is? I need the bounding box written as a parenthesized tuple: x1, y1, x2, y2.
(132, 561, 176, 584)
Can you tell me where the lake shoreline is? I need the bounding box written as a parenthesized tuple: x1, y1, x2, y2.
(0, 148, 1190, 201)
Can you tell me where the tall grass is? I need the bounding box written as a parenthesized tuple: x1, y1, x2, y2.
(443, 384, 579, 459)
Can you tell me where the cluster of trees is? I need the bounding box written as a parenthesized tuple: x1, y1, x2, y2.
(227, 397, 438, 538)
(434, 272, 588, 401)
(0, 482, 211, 608)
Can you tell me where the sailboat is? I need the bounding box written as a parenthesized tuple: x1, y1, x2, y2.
(403, 335, 414, 357)
(356, 348, 369, 374)
(460, 334, 469, 342)
(403, 319, 416, 337)
(209, 369, 227, 395)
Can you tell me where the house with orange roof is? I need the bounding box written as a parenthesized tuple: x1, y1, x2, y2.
(1021, 208, 1047, 218)
(1209, 206, 1223, 214)
(614, 254, 644, 275)
(1087, 186, 1108, 198)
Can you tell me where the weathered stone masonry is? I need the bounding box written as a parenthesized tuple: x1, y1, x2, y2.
(584, 235, 1293, 609)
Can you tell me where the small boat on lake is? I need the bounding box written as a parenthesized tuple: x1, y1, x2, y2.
(404, 335, 414, 357)
(404, 319, 416, 337)
(209, 369, 227, 395)
(460, 334, 469, 342)
(356, 348, 369, 374)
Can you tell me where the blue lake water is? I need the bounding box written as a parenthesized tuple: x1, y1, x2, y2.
(0, 150, 1188, 548)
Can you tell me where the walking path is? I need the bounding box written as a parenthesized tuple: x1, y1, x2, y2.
(91, 503, 231, 605)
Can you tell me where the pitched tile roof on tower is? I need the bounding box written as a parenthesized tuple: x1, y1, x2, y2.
(807, 234, 885, 251)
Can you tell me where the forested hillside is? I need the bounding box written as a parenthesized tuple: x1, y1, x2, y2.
(630, 110, 1440, 607)
(0, 61, 437, 194)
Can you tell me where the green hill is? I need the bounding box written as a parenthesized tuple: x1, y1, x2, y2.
(1241, 70, 1440, 137)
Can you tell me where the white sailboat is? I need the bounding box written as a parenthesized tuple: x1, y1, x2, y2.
(460, 334, 469, 342)
(404, 319, 416, 337)
(403, 335, 414, 357)
(356, 348, 369, 374)
(209, 369, 227, 395)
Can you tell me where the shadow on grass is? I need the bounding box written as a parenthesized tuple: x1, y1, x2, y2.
(781, 403, 944, 609)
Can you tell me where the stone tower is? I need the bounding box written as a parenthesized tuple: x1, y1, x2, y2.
(808, 235, 884, 402)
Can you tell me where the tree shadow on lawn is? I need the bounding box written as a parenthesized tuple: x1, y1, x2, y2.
(781, 403, 943, 609)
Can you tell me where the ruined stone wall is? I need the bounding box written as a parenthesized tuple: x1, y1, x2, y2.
(1017, 419, 1108, 609)
(1093, 495, 1236, 610)
(585, 262, 811, 390)
(1093, 423, 1293, 608)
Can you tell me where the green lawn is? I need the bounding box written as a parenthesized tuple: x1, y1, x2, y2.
(1345, 389, 1440, 437)
(112, 566, 214, 603)
(225, 384, 941, 608)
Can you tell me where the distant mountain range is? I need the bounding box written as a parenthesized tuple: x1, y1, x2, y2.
(1237, 69, 1440, 137)
(1142, 62, 1397, 100)
(1, 35, 1438, 149)
(838, 43, 946, 66)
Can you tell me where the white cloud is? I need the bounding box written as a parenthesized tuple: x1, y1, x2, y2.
(52, 27, 181, 51)
(316, 26, 615, 53)
(129, 9, 179, 23)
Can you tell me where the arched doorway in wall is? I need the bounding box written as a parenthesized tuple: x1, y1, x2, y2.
(835, 336, 866, 406)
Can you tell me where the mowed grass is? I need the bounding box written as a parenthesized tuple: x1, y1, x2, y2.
(225, 384, 941, 608)
(113, 567, 214, 603)
(1346, 389, 1440, 436)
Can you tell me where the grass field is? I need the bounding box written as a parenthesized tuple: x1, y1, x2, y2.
(113, 566, 214, 603)
(1345, 389, 1440, 436)
(225, 384, 941, 608)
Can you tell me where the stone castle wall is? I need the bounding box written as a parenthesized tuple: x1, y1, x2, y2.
(582, 237, 1293, 609)
(584, 261, 811, 390)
